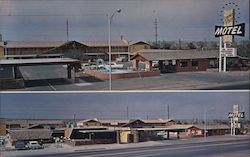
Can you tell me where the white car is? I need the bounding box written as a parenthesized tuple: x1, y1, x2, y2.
(110, 62, 124, 69)
(99, 62, 124, 69)
(27, 141, 43, 149)
(81, 63, 90, 69)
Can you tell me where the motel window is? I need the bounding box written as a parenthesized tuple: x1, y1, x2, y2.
(164, 60, 169, 65)
(180, 61, 188, 67)
(172, 60, 176, 65)
(209, 60, 217, 68)
(192, 60, 199, 67)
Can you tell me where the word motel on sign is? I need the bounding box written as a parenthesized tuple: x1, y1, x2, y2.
(215, 23, 245, 37)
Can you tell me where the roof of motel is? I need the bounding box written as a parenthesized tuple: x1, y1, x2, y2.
(3, 119, 64, 125)
(77, 119, 174, 125)
(0, 58, 79, 66)
(80, 41, 128, 47)
(194, 124, 230, 130)
(167, 124, 197, 130)
(0, 40, 150, 48)
(1, 41, 65, 48)
(133, 125, 198, 131)
(79, 130, 116, 133)
(9, 129, 53, 141)
(131, 49, 219, 61)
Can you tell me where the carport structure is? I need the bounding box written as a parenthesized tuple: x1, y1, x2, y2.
(0, 58, 80, 82)
(133, 125, 201, 141)
(64, 127, 118, 146)
(9, 129, 53, 145)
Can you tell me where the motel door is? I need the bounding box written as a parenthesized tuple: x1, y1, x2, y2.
(159, 60, 177, 73)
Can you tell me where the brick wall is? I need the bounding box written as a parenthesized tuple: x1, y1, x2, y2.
(84, 69, 160, 80)
(0, 120, 6, 136)
(176, 59, 209, 72)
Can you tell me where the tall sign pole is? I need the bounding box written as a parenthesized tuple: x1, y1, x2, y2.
(228, 104, 245, 136)
(223, 9, 234, 72)
(219, 37, 222, 72)
(215, 2, 245, 72)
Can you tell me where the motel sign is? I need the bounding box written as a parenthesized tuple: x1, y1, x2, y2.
(215, 23, 245, 37)
(214, 7, 245, 72)
(228, 104, 244, 136)
(228, 112, 245, 118)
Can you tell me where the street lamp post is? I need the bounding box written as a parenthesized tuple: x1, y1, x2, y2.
(204, 108, 215, 140)
(108, 9, 121, 91)
(204, 110, 207, 140)
(3, 41, 7, 56)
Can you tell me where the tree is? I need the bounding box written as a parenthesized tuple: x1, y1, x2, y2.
(159, 40, 171, 49)
(197, 41, 205, 50)
(236, 40, 250, 58)
(187, 42, 196, 49)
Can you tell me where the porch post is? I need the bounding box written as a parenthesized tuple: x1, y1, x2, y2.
(67, 65, 72, 79)
(133, 60, 139, 70)
(148, 61, 153, 71)
(167, 131, 170, 139)
(74, 66, 79, 83)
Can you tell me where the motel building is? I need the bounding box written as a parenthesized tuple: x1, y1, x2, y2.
(131, 49, 219, 73)
(0, 40, 150, 89)
(65, 119, 231, 146)
(0, 40, 151, 62)
(1, 40, 249, 89)
(131, 49, 250, 73)
(0, 118, 232, 147)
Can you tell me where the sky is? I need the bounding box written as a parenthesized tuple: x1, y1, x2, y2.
(0, 0, 249, 42)
(0, 91, 249, 120)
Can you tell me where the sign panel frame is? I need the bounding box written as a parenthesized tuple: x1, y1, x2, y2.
(215, 23, 245, 37)
(228, 112, 245, 118)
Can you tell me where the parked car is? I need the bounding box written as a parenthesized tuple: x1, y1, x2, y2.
(98, 62, 124, 69)
(15, 140, 28, 150)
(0, 137, 5, 146)
(27, 141, 43, 149)
(81, 63, 90, 70)
(116, 57, 126, 62)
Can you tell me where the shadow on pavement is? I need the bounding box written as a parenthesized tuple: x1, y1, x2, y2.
(79, 76, 104, 83)
(24, 78, 73, 87)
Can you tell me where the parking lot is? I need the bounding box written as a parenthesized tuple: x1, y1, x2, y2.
(11, 64, 249, 91)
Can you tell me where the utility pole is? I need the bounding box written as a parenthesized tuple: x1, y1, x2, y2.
(4, 41, 7, 56)
(167, 105, 170, 119)
(179, 39, 182, 50)
(126, 106, 129, 119)
(73, 114, 76, 127)
(154, 18, 158, 49)
(66, 19, 69, 41)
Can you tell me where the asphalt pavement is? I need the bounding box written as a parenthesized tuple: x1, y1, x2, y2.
(1, 135, 249, 157)
(18, 69, 250, 91)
